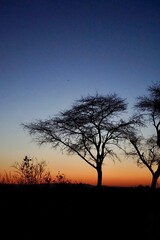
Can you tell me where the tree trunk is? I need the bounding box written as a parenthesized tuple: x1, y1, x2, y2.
(151, 172, 159, 189)
(97, 163, 102, 188)
(151, 163, 160, 189)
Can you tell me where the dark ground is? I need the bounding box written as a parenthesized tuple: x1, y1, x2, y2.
(0, 183, 160, 239)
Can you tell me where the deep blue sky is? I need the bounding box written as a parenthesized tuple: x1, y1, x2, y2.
(0, 0, 160, 183)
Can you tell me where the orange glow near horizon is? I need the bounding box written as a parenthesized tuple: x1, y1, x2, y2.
(45, 154, 160, 187)
(1, 152, 160, 188)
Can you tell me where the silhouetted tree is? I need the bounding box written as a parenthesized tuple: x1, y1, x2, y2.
(22, 93, 137, 187)
(12, 156, 52, 184)
(124, 82, 160, 189)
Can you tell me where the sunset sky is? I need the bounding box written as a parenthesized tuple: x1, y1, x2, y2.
(1, 0, 160, 186)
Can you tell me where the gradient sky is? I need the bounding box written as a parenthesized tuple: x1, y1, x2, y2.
(1, 0, 160, 186)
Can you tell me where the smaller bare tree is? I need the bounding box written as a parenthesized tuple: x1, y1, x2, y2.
(123, 82, 160, 188)
(124, 132, 160, 188)
(12, 156, 52, 184)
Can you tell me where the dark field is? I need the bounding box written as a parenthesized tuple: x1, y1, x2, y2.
(1, 184, 160, 239)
